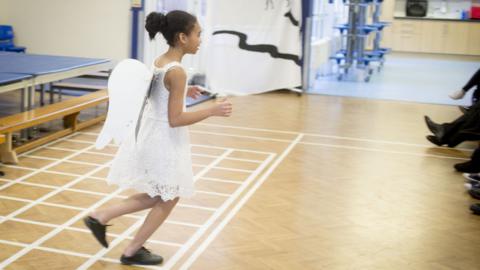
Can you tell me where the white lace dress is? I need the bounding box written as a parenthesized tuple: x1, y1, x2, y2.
(106, 61, 194, 201)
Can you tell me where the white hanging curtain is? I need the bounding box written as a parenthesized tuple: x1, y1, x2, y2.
(205, 0, 302, 95)
(143, 0, 302, 95)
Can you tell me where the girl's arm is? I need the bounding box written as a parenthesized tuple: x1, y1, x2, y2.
(166, 68, 231, 128)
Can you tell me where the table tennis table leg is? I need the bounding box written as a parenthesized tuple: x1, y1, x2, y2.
(40, 84, 45, 106)
(49, 83, 55, 104)
(28, 82, 35, 110)
(18, 86, 29, 141)
(20, 86, 28, 112)
(24, 83, 36, 140)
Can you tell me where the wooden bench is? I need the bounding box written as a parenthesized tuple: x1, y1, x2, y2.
(51, 82, 106, 92)
(0, 135, 4, 176)
(40, 82, 106, 105)
(0, 90, 108, 164)
(80, 71, 110, 79)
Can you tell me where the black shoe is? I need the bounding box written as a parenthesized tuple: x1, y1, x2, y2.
(426, 135, 443, 146)
(470, 203, 480, 215)
(424, 116, 445, 138)
(83, 216, 110, 248)
(0, 171, 4, 177)
(455, 161, 480, 173)
(468, 188, 480, 200)
(120, 247, 163, 265)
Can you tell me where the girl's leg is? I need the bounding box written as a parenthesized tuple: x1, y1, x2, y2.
(123, 197, 179, 256)
(89, 193, 159, 225)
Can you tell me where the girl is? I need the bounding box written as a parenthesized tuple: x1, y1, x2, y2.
(83, 10, 232, 265)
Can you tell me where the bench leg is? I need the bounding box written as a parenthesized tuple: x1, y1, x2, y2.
(40, 84, 45, 106)
(63, 112, 79, 131)
(0, 133, 18, 164)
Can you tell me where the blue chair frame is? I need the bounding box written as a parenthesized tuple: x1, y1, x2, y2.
(0, 25, 26, 53)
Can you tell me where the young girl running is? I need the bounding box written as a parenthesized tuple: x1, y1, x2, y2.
(83, 10, 232, 265)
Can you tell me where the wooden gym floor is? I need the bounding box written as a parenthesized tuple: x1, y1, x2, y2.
(1, 91, 479, 269)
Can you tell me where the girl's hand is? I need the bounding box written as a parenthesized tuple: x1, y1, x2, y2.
(187, 85, 204, 99)
(211, 98, 232, 117)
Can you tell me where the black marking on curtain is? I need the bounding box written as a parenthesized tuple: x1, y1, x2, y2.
(213, 30, 300, 66)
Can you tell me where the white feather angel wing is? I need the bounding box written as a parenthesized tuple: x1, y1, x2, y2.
(95, 59, 153, 149)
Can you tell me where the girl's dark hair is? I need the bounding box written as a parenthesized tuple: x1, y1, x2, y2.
(145, 10, 197, 46)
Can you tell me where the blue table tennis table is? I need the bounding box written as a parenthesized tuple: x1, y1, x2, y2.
(0, 52, 110, 111)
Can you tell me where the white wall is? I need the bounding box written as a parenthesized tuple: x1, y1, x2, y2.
(2, 0, 131, 61)
(0, 0, 9, 24)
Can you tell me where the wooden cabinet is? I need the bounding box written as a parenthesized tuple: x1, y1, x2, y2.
(390, 19, 480, 55)
(420, 21, 444, 53)
(391, 20, 424, 52)
(467, 23, 480, 55)
(344, 0, 479, 55)
(421, 21, 469, 54)
(443, 22, 469, 54)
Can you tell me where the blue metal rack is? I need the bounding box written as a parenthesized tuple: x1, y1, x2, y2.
(330, 0, 390, 82)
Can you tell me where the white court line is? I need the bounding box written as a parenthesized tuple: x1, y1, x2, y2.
(68, 133, 275, 156)
(161, 152, 276, 270)
(213, 156, 263, 163)
(37, 146, 77, 153)
(1, 173, 244, 202)
(299, 141, 470, 160)
(202, 165, 253, 173)
(0, 164, 36, 171)
(76, 149, 234, 270)
(0, 179, 113, 197)
(31, 136, 475, 163)
(2, 136, 211, 269)
(199, 177, 243, 185)
(75, 128, 474, 159)
(1, 123, 272, 268)
(0, 191, 214, 221)
(0, 239, 160, 270)
(0, 167, 124, 269)
(20, 154, 106, 167)
(79, 150, 265, 164)
(9, 122, 456, 268)
(0, 241, 118, 268)
(0, 149, 108, 222)
(196, 122, 475, 152)
(76, 123, 475, 155)
(180, 133, 303, 269)
(0, 134, 96, 194)
(194, 190, 231, 197)
(176, 204, 216, 212)
(24, 145, 257, 173)
(190, 143, 273, 155)
(190, 129, 292, 143)
(5, 217, 183, 247)
(197, 123, 298, 135)
(0, 239, 27, 248)
(2, 163, 252, 186)
(0, 195, 85, 211)
(31, 148, 264, 164)
(0, 190, 202, 229)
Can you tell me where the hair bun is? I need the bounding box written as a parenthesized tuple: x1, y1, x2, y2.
(145, 12, 167, 40)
